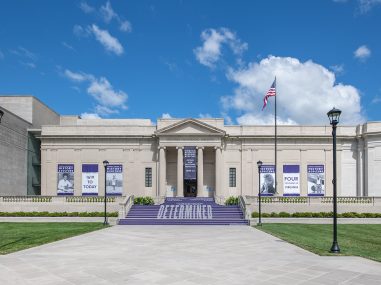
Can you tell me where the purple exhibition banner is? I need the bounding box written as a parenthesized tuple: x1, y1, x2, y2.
(57, 164, 74, 196)
(184, 146, 197, 180)
(106, 164, 123, 195)
(307, 165, 325, 196)
(82, 164, 99, 196)
(260, 165, 275, 196)
(283, 165, 300, 196)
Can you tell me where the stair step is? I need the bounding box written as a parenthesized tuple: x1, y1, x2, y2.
(118, 198, 247, 226)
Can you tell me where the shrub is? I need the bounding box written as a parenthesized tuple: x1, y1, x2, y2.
(250, 211, 380, 218)
(225, 196, 239, 205)
(278, 211, 291, 217)
(0, 211, 118, 217)
(134, 196, 155, 205)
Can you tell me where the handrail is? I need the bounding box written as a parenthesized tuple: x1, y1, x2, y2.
(118, 195, 134, 220)
(238, 195, 249, 220)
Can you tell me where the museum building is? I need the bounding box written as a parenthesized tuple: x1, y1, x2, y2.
(1, 96, 381, 198)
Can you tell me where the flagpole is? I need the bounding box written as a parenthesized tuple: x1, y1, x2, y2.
(274, 77, 277, 194)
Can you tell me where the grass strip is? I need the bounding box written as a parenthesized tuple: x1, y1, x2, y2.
(256, 223, 381, 263)
(0, 222, 108, 254)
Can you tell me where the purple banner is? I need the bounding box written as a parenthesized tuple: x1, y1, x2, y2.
(57, 164, 74, 196)
(260, 165, 275, 196)
(106, 164, 123, 196)
(82, 164, 98, 172)
(82, 164, 99, 195)
(283, 165, 300, 196)
(184, 146, 197, 180)
(307, 165, 325, 196)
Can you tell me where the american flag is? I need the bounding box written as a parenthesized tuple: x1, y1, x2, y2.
(262, 78, 276, 110)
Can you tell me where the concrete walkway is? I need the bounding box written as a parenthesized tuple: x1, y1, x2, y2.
(0, 226, 380, 285)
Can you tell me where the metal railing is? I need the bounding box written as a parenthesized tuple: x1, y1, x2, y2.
(1, 195, 123, 203)
(245, 196, 378, 205)
(238, 195, 251, 220)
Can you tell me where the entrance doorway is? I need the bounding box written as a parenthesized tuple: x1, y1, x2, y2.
(184, 180, 197, 197)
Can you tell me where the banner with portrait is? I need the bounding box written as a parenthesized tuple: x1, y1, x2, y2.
(57, 164, 74, 195)
(82, 164, 99, 195)
(260, 165, 276, 196)
(283, 165, 300, 196)
(307, 165, 325, 196)
(106, 164, 123, 195)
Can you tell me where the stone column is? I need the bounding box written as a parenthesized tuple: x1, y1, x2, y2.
(197, 147, 204, 197)
(176, 147, 184, 197)
(159, 147, 166, 197)
(215, 146, 222, 197)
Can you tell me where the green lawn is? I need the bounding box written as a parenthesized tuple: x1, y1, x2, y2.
(0, 223, 108, 254)
(256, 224, 381, 262)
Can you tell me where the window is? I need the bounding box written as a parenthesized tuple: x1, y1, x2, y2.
(145, 167, 152, 187)
(229, 168, 236, 187)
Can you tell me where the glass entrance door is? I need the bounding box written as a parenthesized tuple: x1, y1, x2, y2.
(184, 180, 197, 197)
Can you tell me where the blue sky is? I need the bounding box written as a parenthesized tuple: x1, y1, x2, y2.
(0, 0, 380, 125)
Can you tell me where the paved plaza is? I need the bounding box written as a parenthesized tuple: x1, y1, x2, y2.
(1, 225, 381, 285)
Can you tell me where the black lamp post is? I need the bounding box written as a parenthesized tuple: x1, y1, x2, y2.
(327, 107, 341, 253)
(257, 160, 263, 226)
(0, 110, 4, 123)
(103, 160, 109, 225)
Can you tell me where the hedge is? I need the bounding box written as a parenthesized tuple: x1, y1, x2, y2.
(225, 196, 239, 205)
(251, 211, 381, 218)
(133, 196, 155, 205)
(0, 211, 118, 217)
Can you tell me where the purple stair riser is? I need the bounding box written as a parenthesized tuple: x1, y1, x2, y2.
(119, 198, 248, 225)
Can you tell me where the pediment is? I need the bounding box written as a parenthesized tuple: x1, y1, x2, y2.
(155, 119, 225, 136)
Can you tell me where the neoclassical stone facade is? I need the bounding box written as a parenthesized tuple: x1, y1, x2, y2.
(1, 96, 381, 198)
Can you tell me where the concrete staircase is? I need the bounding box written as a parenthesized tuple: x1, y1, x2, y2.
(118, 197, 248, 225)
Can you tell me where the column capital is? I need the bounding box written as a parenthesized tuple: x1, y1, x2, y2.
(214, 146, 222, 150)
(176, 146, 184, 150)
(158, 146, 166, 150)
(196, 146, 204, 150)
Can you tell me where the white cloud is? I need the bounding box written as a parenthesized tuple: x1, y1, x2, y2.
(73, 25, 90, 37)
(62, 42, 75, 51)
(81, 113, 101, 119)
(120, 20, 132, 33)
(63, 69, 128, 117)
(100, 1, 117, 23)
(372, 95, 381, 104)
(87, 77, 128, 108)
(358, 0, 381, 13)
(354, 45, 371, 61)
(90, 24, 124, 55)
(94, 105, 119, 116)
(79, 1, 95, 14)
(64, 70, 90, 82)
(330, 64, 344, 75)
(11, 46, 37, 61)
(199, 113, 212, 118)
(162, 113, 172, 119)
(21, 62, 36, 69)
(194, 28, 248, 68)
(222, 56, 364, 125)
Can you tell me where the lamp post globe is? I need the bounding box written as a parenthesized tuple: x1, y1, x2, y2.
(327, 107, 341, 126)
(257, 160, 263, 226)
(103, 160, 109, 225)
(327, 108, 341, 253)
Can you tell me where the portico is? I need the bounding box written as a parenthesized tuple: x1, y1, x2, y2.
(155, 118, 226, 198)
